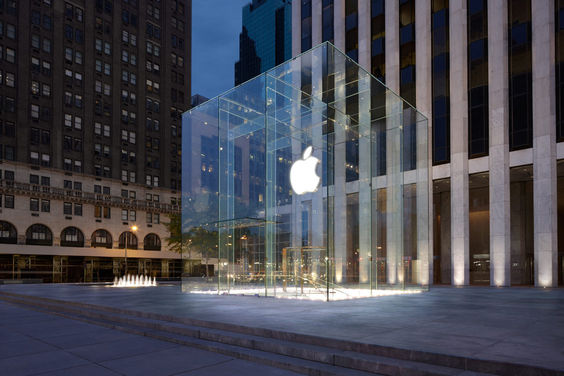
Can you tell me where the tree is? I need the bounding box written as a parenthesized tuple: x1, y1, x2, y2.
(186, 226, 218, 277)
(163, 213, 183, 254)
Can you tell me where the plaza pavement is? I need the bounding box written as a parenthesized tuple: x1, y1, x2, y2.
(0, 301, 302, 376)
(0, 284, 563, 373)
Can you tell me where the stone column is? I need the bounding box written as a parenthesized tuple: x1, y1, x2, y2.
(358, 71, 372, 285)
(385, 0, 400, 284)
(358, 0, 371, 71)
(333, 0, 345, 51)
(311, 45, 325, 249)
(386, 96, 403, 285)
(415, 0, 432, 285)
(488, 0, 511, 286)
(532, 0, 558, 287)
(332, 49, 347, 284)
(450, 0, 469, 286)
(292, 0, 301, 57)
(312, 0, 322, 46)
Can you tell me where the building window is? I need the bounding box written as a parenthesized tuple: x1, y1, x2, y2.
(143, 233, 161, 251)
(432, 0, 450, 165)
(508, 0, 532, 150)
(371, 0, 385, 81)
(60, 227, 84, 247)
(0, 221, 17, 244)
(301, 0, 312, 52)
(345, 0, 359, 61)
(64, 202, 72, 215)
(4, 195, 14, 209)
(118, 231, 138, 249)
(41, 199, 50, 212)
(30, 198, 39, 211)
(92, 229, 112, 248)
(399, 0, 416, 106)
(468, 0, 489, 157)
(26, 224, 53, 246)
(556, 0, 564, 141)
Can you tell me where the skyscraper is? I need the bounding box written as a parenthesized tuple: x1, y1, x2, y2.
(235, 0, 291, 85)
(0, 0, 191, 282)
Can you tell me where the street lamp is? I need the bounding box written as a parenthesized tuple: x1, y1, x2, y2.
(124, 225, 138, 275)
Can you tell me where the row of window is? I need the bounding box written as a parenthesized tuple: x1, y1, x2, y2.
(95, 59, 112, 75)
(63, 92, 83, 108)
(63, 25, 84, 44)
(121, 50, 137, 65)
(65, 114, 83, 130)
(63, 136, 82, 152)
(28, 17, 48, 53)
(31, 57, 52, 76)
(64, 47, 83, 65)
(31, 11, 53, 31)
(30, 128, 50, 145)
(31, 80, 51, 97)
(0, 221, 162, 250)
(64, 2, 84, 22)
(121, 30, 137, 46)
(30, 152, 51, 167)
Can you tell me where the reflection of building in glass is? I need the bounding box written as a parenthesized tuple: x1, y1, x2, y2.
(235, 0, 292, 85)
(183, 42, 430, 300)
(291, 0, 564, 288)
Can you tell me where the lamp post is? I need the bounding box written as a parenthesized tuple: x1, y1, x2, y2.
(125, 225, 138, 275)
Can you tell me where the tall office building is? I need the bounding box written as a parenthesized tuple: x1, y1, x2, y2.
(293, 0, 564, 287)
(0, 0, 191, 282)
(235, 0, 292, 85)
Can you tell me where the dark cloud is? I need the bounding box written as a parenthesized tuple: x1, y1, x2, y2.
(192, 0, 250, 99)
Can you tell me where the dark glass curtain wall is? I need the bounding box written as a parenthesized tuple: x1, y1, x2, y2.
(431, 0, 450, 165)
(468, 0, 489, 157)
(508, 0, 532, 150)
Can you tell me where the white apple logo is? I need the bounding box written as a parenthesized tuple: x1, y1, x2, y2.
(290, 146, 320, 195)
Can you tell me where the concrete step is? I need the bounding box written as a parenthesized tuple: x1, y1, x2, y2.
(0, 291, 553, 376)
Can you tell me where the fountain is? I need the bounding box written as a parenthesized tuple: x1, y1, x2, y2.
(112, 274, 157, 287)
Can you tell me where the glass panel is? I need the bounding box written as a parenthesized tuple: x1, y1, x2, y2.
(182, 42, 429, 299)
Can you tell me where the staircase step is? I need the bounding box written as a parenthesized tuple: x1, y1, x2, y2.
(0, 291, 556, 376)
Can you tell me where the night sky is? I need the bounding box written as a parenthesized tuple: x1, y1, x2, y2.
(192, 0, 250, 100)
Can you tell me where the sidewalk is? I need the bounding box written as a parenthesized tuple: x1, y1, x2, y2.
(1, 284, 563, 372)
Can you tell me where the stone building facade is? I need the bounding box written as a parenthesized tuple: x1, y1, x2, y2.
(0, 0, 191, 281)
(293, 0, 564, 287)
